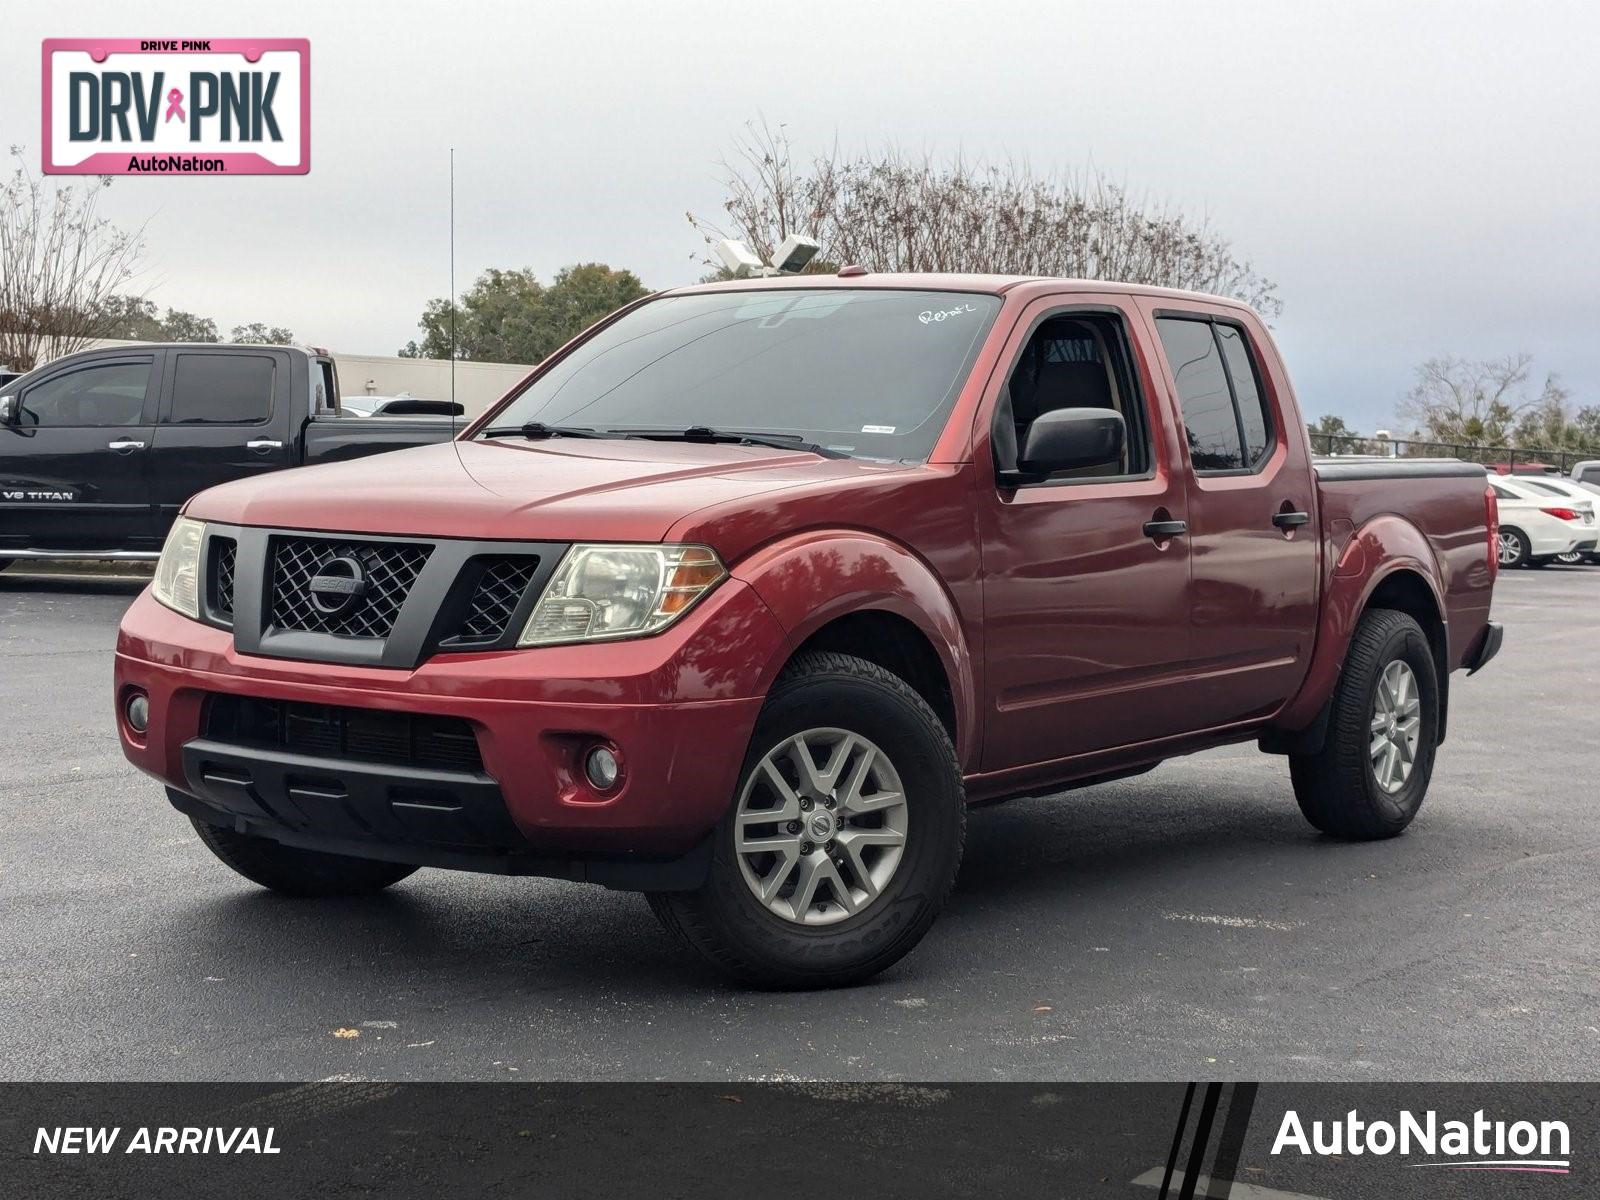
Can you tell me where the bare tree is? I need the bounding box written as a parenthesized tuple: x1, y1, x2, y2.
(689, 122, 1281, 316)
(0, 147, 146, 370)
(1396, 354, 1559, 447)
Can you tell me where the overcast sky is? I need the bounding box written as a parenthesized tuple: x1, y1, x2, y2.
(4, 0, 1596, 430)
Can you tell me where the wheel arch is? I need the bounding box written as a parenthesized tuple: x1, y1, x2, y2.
(732, 531, 977, 769)
(1269, 514, 1452, 749)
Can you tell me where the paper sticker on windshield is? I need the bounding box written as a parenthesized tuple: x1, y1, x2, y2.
(918, 303, 979, 325)
(861, 424, 896, 434)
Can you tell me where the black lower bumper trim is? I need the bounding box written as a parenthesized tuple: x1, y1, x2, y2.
(171, 738, 713, 891)
(181, 736, 522, 850)
(1466, 621, 1504, 675)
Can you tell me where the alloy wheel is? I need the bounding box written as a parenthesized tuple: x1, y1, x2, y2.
(1496, 532, 1522, 565)
(733, 728, 909, 926)
(1370, 660, 1422, 793)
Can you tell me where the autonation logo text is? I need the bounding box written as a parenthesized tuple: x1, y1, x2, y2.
(1272, 1108, 1571, 1175)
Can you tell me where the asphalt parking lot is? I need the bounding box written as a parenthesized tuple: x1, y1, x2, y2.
(1, 566, 1595, 1083)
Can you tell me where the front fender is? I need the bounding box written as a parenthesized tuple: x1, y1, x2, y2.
(730, 531, 979, 769)
(1274, 513, 1446, 731)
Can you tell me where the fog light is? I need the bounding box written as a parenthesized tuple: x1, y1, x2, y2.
(125, 692, 150, 733)
(584, 746, 620, 791)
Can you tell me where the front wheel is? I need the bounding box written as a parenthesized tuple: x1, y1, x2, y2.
(1554, 551, 1584, 565)
(190, 817, 419, 896)
(1289, 609, 1439, 840)
(648, 652, 965, 988)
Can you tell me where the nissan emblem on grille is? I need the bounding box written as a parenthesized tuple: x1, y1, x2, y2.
(270, 536, 432, 640)
(308, 555, 369, 616)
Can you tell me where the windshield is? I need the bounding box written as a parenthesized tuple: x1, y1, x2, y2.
(480, 288, 1002, 461)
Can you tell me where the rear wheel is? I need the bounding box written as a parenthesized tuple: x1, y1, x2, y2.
(1290, 609, 1439, 840)
(1496, 528, 1530, 568)
(648, 652, 965, 988)
(1554, 550, 1584, 565)
(190, 818, 419, 896)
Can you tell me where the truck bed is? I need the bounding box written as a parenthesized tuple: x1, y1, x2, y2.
(1313, 456, 1493, 672)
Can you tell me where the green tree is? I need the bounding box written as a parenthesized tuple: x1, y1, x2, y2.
(95, 295, 165, 340)
(97, 298, 218, 342)
(400, 263, 648, 362)
(155, 310, 219, 342)
(229, 321, 295, 344)
(1307, 414, 1353, 439)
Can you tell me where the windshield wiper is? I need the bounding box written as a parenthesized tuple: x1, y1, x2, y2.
(478, 421, 607, 440)
(612, 425, 846, 459)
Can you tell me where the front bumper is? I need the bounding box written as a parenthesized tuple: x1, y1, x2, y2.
(115, 579, 783, 873)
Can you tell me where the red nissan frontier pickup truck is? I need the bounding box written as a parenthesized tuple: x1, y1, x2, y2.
(114, 274, 1503, 987)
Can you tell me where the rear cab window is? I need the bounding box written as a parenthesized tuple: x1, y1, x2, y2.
(314, 359, 340, 416)
(1155, 315, 1277, 474)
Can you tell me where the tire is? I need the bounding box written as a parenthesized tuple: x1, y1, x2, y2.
(1496, 528, 1530, 569)
(648, 651, 965, 988)
(190, 817, 419, 896)
(1290, 609, 1439, 840)
(1554, 551, 1584, 566)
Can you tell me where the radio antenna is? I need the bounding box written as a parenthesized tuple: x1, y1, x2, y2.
(449, 147, 457, 432)
(446, 146, 466, 475)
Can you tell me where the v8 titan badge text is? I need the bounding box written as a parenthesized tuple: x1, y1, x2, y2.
(42, 38, 310, 176)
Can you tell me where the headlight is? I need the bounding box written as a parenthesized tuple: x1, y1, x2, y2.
(518, 544, 726, 646)
(152, 516, 206, 619)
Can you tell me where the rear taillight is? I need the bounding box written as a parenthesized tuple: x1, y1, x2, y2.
(1540, 506, 1581, 521)
(1485, 486, 1499, 579)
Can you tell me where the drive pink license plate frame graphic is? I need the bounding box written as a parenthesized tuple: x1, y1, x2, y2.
(42, 38, 310, 175)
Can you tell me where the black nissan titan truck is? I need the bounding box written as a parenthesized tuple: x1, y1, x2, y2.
(0, 343, 460, 570)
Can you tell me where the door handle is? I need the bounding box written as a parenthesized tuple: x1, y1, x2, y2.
(1273, 510, 1311, 530)
(107, 439, 146, 454)
(246, 438, 285, 454)
(1142, 518, 1188, 539)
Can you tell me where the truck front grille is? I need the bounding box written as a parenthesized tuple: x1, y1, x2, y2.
(202, 694, 485, 773)
(209, 537, 237, 621)
(269, 536, 431, 639)
(449, 556, 542, 645)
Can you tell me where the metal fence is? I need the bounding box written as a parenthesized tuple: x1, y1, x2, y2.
(1309, 433, 1590, 475)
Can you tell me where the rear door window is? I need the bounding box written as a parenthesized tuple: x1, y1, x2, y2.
(1156, 317, 1276, 474)
(1214, 324, 1273, 464)
(168, 353, 275, 424)
(1156, 318, 1242, 471)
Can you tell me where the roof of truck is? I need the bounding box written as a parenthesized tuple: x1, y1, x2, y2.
(663, 271, 1256, 311)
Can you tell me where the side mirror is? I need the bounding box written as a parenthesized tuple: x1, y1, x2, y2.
(0, 395, 18, 426)
(1011, 407, 1125, 479)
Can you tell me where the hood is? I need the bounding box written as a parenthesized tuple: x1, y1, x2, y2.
(186, 437, 917, 547)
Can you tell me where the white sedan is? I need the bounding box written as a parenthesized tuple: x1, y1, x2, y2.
(1501, 474, 1600, 563)
(1490, 475, 1597, 567)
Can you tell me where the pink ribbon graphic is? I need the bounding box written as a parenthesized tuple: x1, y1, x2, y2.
(164, 88, 185, 123)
